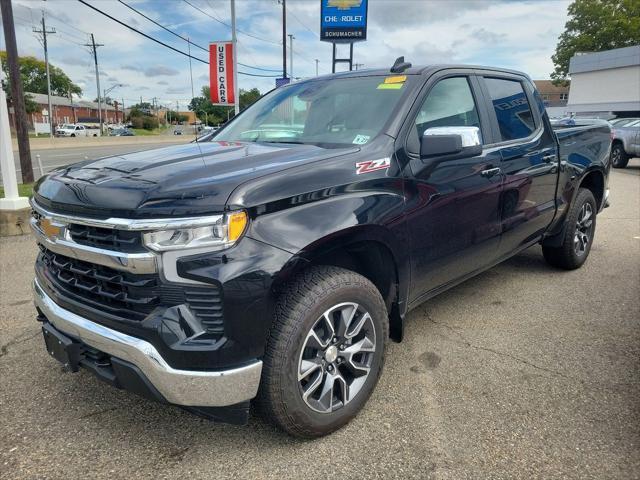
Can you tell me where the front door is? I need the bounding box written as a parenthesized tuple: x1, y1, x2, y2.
(403, 75, 503, 304)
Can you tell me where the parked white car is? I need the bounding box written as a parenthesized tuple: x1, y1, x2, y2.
(55, 124, 99, 137)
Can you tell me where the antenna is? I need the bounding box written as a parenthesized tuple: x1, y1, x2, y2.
(390, 56, 411, 74)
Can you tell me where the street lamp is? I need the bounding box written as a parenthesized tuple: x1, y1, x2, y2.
(103, 83, 124, 130)
(199, 110, 208, 127)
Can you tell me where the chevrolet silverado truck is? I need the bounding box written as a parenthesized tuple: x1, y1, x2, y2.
(610, 120, 640, 168)
(55, 123, 99, 137)
(31, 60, 611, 438)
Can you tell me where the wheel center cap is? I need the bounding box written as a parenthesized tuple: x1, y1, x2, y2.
(325, 345, 338, 363)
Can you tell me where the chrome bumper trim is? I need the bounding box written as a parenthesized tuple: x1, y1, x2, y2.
(30, 199, 224, 231)
(30, 217, 158, 274)
(33, 279, 263, 407)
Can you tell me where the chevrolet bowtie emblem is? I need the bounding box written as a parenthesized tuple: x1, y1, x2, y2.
(40, 218, 62, 239)
(327, 0, 362, 9)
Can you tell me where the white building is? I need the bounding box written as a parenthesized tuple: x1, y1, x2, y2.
(567, 45, 640, 117)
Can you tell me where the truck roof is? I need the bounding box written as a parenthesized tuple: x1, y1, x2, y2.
(310, 64, 532, 82)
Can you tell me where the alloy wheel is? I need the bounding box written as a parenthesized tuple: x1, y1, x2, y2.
(297, 302, 376, 414)
(574, 202, 593, 257)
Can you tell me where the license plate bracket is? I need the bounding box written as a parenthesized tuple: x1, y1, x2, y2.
(42, 323, 81, 372)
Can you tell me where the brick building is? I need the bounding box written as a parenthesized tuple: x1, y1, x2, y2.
(533, 80, 570, 107)
(8, 92, 123, 129)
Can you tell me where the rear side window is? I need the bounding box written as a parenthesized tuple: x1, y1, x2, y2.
(484, 77, 536, 141)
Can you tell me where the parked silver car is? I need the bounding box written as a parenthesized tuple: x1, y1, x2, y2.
(611, 121, 640, 168)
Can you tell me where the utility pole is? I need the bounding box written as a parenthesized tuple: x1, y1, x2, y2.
(288, 34, 295, 80)
(230, 0, 239, 115)
(84, 34, 104, 133)
(0, 0, 33, 184)
(33, 12, 56, 136)
(69, 90, 77, 123)
(315, 59, 319, 76)
(281, 0, 287, 79)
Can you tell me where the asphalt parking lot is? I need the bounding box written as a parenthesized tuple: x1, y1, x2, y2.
(1, 161, 638, 479)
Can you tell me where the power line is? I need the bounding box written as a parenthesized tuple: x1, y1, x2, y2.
(286, 5, 316, 36)
(77, 0, 280, 78)
(118, 0, 281, 73)
(182, 0, 281, 46)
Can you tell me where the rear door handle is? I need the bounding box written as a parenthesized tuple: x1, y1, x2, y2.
(481, 167, 501, 178)
(542, 154, 557, 163)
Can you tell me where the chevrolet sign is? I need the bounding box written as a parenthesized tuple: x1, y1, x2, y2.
(320, 0, 368, 43)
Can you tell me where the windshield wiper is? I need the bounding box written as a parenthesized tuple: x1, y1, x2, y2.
(260, 140, 307, 144)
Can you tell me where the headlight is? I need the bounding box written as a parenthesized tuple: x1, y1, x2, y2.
(142, 211, 248, 252)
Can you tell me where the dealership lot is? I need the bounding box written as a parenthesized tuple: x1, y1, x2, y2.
(0, 162, 638, 479)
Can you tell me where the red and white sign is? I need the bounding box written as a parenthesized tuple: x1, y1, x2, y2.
(209, 42, 236, 106)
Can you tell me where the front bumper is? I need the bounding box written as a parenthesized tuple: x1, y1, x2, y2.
(33, 278, 262, 408)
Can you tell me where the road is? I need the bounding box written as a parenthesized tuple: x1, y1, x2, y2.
(6, 141, 186, 182)
(0, 162, 639, 479)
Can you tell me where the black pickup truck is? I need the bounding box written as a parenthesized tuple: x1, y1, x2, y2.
(31, 60, 611, 438)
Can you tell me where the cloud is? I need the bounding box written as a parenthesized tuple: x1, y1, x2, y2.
(11, 0, 572, 101)
(122, 64, 180, 77)
(61, 56, 90, 67)
(468, 27, 508, 44)
(166, 86, 189, 94)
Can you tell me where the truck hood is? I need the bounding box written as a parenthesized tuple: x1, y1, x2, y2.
(34, 141, 357, 218)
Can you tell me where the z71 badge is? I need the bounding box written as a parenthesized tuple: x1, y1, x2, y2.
(355, 158, 391, 175)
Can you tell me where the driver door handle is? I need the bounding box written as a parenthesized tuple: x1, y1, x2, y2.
(481, 167, 501, 178)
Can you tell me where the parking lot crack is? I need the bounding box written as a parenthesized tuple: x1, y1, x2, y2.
(423, 309, 572, 380)
(0, 330, 41, 360)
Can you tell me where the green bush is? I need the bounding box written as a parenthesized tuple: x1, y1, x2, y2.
(129, 115, 159, 130)
(142, 116, 159, 130)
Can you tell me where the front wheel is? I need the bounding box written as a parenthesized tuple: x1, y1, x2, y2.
(543, 188, 597, 270)
(256, 266, 388, 438)
(610, 143, 629, 168)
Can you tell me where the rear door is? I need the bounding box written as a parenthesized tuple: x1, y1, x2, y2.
(477, 74, 558, 256)
(400, 72, 503, 303)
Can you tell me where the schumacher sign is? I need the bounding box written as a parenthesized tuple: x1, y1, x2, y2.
(209, 42, 236, 106)
(320, 0, 368, 43)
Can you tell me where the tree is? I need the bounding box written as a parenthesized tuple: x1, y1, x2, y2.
(0, 50, 82, 96)
(24, 93, 38, 114)
(166, 110, 188, 123)
(188, 85, 262, 125)
(551, 0, 640, 84)
(94, 96, 114, 106)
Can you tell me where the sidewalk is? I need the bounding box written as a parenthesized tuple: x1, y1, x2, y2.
(13, 135, 192, 151)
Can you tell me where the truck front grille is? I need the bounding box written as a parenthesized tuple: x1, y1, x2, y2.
(67, 224, 145, 253)
(37, 246, 224, 334)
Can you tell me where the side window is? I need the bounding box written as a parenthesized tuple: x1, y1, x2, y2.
(414, 77, 481, 140)
(484, 77, 536, 142)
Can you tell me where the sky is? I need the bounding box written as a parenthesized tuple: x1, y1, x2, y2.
(3, 0, 572, 110)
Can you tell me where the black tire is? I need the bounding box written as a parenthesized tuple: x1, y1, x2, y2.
(256, 266, 388, 438)
(610, 143, 629, 168)
(543, 188, 597, 270)
(70, 134, 75, 137)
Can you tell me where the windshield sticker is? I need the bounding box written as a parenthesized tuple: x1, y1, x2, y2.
(352, 134, 370, 145)
(356, 158, 391, 175)
(384, 75, 406, 84)
(377, 83, 403, 90)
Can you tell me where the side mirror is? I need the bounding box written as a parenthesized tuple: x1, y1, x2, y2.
(420, 126, 482, 160)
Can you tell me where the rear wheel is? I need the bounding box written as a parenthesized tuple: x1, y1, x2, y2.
(543, 188, 597, 270)
(256, 266, 387, 438)
(610, 143, 629, 168)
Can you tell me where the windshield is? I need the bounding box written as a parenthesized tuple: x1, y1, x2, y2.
(214, 75, 412, 147)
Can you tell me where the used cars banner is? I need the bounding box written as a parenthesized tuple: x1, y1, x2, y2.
(209, 41, 236, 106)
